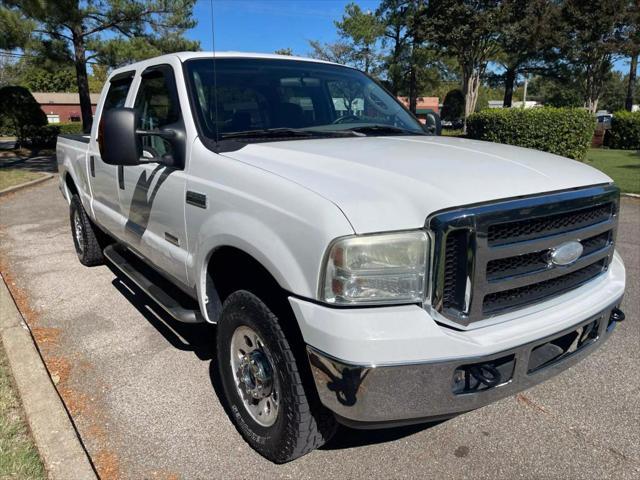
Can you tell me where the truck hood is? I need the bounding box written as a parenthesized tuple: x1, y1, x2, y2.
(222, 136, 612, 233)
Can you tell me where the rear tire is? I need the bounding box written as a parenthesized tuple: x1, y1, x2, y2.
(70, 195, 104, 266)
(217, 290, 336, 463)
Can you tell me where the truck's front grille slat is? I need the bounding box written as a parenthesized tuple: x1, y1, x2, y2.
(487, 203, 614, 246)
(486, 230, 612, 282)
(483, 260, 607, 315)
(429, 185, 619, 327)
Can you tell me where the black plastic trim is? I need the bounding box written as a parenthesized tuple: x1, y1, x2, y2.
(104, 245, 203, 323)
(186, 190, 207, 209)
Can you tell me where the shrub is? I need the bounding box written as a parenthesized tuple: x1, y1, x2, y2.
(467, 107, 595, 160)
(21, 124, 60, 148)
(0, 86, 47, 142)
(607, 111, 640, 150)
(57, 122, 84, 135)
(441, 89, 464, 121)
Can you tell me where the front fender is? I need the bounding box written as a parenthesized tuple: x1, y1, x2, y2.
(193, 209, 331, 322)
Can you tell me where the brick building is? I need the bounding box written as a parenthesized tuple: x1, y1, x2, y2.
(32, 92, 100, 124)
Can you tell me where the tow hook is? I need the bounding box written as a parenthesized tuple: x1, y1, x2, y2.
(469, 364, 502, 388)
(610, 307, 625, 323)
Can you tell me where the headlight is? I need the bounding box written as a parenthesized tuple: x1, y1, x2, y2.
(321, 231, 429, 305)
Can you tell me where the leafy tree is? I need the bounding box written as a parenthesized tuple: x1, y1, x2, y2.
(527, 75, 583, 107)
(600, 71, 640, 112)
(274, 48, 293, 56)
(558, 0, 629, 113)
(334, 3, 384, 74)
(495, 0, 560, 107)
(377, 0, 447, 112)
(88, 65, 110, 93)
(19, 65, 77, 92)
(377, 0, 410, 95)
(3, 0, 199, 132)
(423, 0, 502, 131)
(0, 6, 32, 49)
(308, 40, 355, 65)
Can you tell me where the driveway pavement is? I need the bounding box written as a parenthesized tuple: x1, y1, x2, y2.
(0, 179, 638, 479)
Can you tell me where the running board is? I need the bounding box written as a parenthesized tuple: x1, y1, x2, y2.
(104, 245, 204, 323)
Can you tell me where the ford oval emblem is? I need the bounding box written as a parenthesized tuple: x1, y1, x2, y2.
(549, 241, 583, 266)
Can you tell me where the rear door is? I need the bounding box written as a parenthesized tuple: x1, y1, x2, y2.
(117, 63, 189, 285)
(89, 72, 135, 235)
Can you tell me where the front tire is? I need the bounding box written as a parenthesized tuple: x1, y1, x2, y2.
(69, 195, 104, 266)
(217, 290, 336, 463)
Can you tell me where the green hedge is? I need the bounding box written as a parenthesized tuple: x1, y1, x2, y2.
(20, 125, 60, 148)
(57, 122, 83, 135)
(467, 107, 595, 160)
(607, 111, 640, 150)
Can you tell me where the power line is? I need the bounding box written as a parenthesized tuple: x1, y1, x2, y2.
(0, 50, 100, 65)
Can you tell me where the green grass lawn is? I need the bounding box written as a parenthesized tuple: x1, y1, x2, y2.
(0, 344, 45, 480)
(0, 169, 45, 191)
(585, 148, 640, 194)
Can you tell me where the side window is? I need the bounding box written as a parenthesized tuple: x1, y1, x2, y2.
(103, 76, 133, 111)
(134, 67, 181, 157)
(97, 74, 133, 149)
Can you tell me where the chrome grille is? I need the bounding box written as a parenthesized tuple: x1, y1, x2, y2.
(429, 185, 619, 327)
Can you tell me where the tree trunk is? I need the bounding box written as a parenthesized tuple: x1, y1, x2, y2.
(72, 27, 93, 133)
(389, 26, 402, 96)
(625, 51, 638, 112)
(503, 68, 516, 108)
(409, 66, 417, 113)
(462, 66, 481, 134)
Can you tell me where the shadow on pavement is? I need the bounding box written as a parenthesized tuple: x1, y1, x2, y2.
(107, 265, 215, 361)
(0, 154, 58, 173)
(105, 261, 444, 451)
(323, 421, 444, 450)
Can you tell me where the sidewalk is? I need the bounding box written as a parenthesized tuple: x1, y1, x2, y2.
(0, 276, 97, 480)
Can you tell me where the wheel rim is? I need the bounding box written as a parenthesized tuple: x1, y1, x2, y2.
(230, 325, 280, 427)
(73, 210, 84, 254)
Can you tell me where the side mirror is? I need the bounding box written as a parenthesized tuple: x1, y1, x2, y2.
(99, 108, 142, 165)
(423, 110, 442, 136)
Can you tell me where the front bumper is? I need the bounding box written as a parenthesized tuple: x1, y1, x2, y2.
(306, 299, 623, 427)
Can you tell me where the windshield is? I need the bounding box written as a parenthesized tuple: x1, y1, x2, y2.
(184, 58, 426, 143)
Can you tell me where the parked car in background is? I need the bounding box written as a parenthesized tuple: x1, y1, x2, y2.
(597, 113, 613, 130)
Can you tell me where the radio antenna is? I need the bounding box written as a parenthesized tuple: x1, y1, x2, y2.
(209, 0, 220, 148)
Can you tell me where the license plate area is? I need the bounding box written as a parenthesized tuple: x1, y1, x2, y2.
(527, 317, 601, 374)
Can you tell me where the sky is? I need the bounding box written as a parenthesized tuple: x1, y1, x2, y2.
(188, 0, 382, 55)
(187, 0, 632, 73)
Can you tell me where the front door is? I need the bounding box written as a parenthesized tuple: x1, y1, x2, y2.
(117, 64, 189, 285)
(89, 72, 135, 236)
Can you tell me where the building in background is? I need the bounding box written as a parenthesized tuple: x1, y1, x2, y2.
(488, 100, 540, 109)
(32, 92, 99, 124)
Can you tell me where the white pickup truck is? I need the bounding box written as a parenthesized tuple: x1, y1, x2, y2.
(57, 52, 626, 463)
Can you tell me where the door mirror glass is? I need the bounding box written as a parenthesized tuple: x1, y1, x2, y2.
(99, 108, 142, 165)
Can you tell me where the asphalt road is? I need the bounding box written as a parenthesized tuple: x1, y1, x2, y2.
(1, 179, 638, 480)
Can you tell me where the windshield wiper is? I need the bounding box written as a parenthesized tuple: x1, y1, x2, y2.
(343, 125, 426, 136)
(220, 128, 357, 140)
(220, 128, 316, 140)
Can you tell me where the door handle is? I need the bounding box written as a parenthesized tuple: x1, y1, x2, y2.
(118, 165, 124, 190)
(89, 156, 95, 177)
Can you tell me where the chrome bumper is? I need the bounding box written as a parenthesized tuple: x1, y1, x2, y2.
(307, 299, 623, 427)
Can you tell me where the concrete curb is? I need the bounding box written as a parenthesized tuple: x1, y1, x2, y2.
(622, 193, 640, 199)
(0, 276, 97, 480)
(0, 174, 54, 197)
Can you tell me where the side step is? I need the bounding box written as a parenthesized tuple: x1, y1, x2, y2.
(104, 244, 204, 323)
